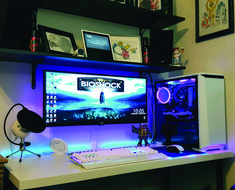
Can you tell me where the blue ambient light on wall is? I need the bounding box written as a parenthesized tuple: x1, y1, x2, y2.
(67, 144, 92, 152)
(44, 55, 114, 66)
(100, 140, 139, 149)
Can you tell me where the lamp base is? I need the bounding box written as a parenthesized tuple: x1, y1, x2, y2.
(6, 138, 40, 162)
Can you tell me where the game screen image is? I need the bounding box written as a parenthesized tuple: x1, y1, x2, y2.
(155, 76, 199, 148)
(44, 71, 147, 126)
(84, 32, 111, 51)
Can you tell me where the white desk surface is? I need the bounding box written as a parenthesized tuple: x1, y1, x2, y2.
(5, 150, 234, 190)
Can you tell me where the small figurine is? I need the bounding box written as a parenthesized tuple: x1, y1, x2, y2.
(173, 47, 184, 66)
(139, 0, 161, 11)
(132, 124, 152, 146)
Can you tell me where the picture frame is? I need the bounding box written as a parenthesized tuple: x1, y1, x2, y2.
(38, 25, 77, 55)
(137, 0, 161, 11)
(110, 36, 143, 63)
(195, 0, 234, 42)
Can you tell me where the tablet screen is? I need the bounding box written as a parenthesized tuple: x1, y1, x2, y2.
(82, 30, 114, 60)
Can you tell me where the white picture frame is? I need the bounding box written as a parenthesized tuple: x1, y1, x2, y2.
(110, 36, 143, 63)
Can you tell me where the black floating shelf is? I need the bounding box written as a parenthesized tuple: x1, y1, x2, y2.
(39, 0, 185, 30)
(0, 48, 185, 73)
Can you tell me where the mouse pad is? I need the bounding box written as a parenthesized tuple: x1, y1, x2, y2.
(152, 147, 205, 158)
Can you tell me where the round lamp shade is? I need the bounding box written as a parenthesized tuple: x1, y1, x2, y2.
(12, 121, 30, 139)
(17, 108, 46, 133)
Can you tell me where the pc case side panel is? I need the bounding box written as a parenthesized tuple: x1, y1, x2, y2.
(198, 74, 226, 150)
(206, 76, 226, 146)
(198, 75, 210, 149)
(155, 74, 199, 148)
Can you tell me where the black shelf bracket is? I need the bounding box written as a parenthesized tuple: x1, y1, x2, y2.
(32, 63, 38, 89)
(31, 59, 43, 89)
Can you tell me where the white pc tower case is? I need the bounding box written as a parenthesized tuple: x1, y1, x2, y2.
(155, 73, 226, 151)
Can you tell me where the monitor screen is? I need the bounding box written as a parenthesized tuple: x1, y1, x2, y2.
(44, 70, 147, 126)
(82, 30, 113, 60)
(84, 33, 110, 51)
(155, 76, 199, 148)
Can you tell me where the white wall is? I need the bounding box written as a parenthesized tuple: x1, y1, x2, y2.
(173, 1, 235, 189)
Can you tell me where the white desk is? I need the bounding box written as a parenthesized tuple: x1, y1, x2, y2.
(4, 150, 234, 190)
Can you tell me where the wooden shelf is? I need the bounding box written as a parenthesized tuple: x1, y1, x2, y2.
(39, 0, 185, 30)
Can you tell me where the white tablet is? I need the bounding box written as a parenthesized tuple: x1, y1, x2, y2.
(82, 30, 114, 60)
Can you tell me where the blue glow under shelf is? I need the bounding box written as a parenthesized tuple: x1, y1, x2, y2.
(0, 48, 185, 73)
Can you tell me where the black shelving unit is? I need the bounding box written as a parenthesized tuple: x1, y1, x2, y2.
(0, 48, 185, 89)
(0, 48, 185, 72)
(39, 0, 185, 30)
(0, 0, 186, 89)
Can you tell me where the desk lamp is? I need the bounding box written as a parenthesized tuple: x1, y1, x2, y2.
(3, 103, 46, 162)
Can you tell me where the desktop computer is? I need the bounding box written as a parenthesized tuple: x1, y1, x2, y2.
(155, 73, 226, 152)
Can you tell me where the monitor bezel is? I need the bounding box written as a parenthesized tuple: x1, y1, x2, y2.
(43, 70, 148, 127)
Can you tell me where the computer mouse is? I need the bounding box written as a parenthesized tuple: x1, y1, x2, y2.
(166, 144, 184, 153)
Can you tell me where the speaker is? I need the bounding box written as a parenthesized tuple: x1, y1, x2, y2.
(0, 0, 37, 50)
(150, 30, 173, 65)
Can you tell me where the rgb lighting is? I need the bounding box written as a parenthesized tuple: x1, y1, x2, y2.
(156, 87, 171, 104)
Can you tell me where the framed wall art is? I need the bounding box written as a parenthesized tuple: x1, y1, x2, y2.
(110, 36, 142, 63)
(195, 0, 234, 42)
(38, 25, 77, 55)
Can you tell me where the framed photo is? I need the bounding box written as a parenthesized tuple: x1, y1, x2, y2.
(38, 25, 77, 55)
(138, 0, 161, 11)
(110, 36, 142, 63)
(195, 0, 234, 42)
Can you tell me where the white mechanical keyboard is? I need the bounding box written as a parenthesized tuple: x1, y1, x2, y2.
(68, 146, 168, 169)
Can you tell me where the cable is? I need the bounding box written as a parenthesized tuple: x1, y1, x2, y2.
(3, 103, 25, 146)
